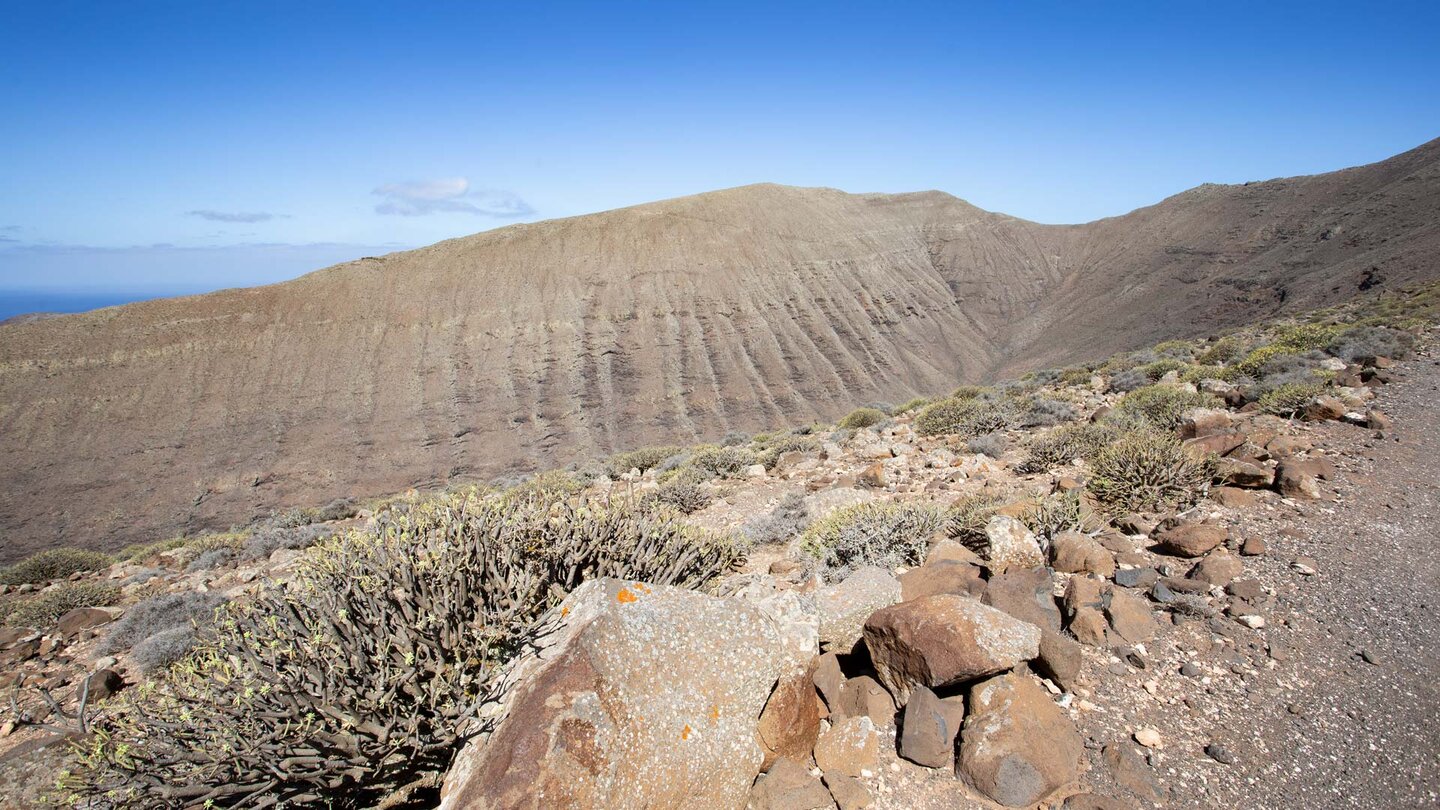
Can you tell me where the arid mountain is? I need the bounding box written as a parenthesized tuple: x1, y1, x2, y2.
(2, 138, 1438, 558)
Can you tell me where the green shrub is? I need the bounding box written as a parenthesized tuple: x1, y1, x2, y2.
(688, 445, 756, 478)
(838, 407, 887, 430)
(607, 445, 684, 477)
(117, 537, 187, 563)
(1058, 366, 1094, 386)
(1235, 344, 1295, 376)
(643, 475, 713, 514)
(1196, 335, 1245, 365)
(1271, 323, 1342, 352)
(1180, 364, 1237, 383)
(1139, 358, 1188, 380)
(951, 385, 988, 400)
(755, 434, 820, 469)
(800, 501, 946, 581)
(1022, 491, 1097, 544)
(1152, 339, 1197, 360)
(1114, 385, 1221, 431)
(502, 469, 589, 503)
(1257, 382, 1326, 417)
(0, 548, 112, 586)
(2, 582, 120, 628)
(1017, 423, 1118, 473)
(914, 396, 1016, 437)
(65, 495, 745, 808)
(894, 397, 931, 415)
(945, 493, 1006, 552)
(1087, 431, 1214, 513)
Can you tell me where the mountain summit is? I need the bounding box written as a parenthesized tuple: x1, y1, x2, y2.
(3, 139, 1438, 556)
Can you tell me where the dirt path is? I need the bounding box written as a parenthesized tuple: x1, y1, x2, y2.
(1078, 347, 1440, 809)
(1224, 348, 1440, 807)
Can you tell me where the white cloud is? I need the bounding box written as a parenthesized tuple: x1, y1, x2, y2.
(372, 177, 533, 217)
(187, 210, 286, 223)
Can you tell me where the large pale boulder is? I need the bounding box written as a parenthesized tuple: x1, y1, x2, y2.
(818, 567, 900, 653)
(862, 594, 1039, 705)
(441, 578, 790, 810)
(958, 672, 1085, 807)
(983, 515, 1044, 573)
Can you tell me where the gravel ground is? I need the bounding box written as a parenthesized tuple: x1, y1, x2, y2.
(1079, 348, 1440, 808)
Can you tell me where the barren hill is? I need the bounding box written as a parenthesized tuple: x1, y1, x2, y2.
(2, 138, 1438, 558)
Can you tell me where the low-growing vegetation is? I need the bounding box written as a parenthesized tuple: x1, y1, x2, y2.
(63, 493, 746, 808)
(1, 582, 120, 628)
(800, 501, 945, 581)
(0, 548, 112, 586)
(1087, 431, 1214, 513)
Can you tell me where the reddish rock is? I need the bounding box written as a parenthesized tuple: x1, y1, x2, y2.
(440, 579, 790, 810)
(747, 757, 834, 810)
(1152, 523, 1227, 558)
(898, 561, 985, 601)
(983, 567, 1062, 633)
(822, 773, 872, 810)
(924, 540, 981, 566)
(1276, 460, 1329, 499)
(898, 685, 964, 768)
(1214, 458, 1274, 488)
(835, 676, 895, 727)
(1104, 589, 1156, 644)
(1184, 432, 1247, 457)
(55, 607, 114, 638)
(81, 669, 124, 702)
(1178, 408, 1232, 439)
(1050, 531, 1116, 576)
(858, 463, 887, 489)
(813, 653, 845, 710)
(1210, 486, 1258, 508)
(818, 567, 901, 653)
(863, 595, 1040, 705)
(813, 716, 877, 778)
(1303, 396, 1347, 422)
(1240, 536, 1267, 556)
(1189, 551, 1243, 587)
(958, 673, 1085, 807)
(1265, 435, 1312, 458)
(1035, 630, 1083, 691)
(758, 666, 823, 769)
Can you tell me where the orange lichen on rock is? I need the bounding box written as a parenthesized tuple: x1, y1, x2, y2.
(681, 724, 692, 740)
(616, 588, 637, 604)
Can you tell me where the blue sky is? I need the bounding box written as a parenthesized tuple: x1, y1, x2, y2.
(1, 1, 1437, 317)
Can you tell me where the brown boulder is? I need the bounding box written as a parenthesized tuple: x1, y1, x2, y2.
(1050, 531, 1116, 576)
(858, 463, 887, 489)
(1214, 458, 1274, 488)
(55, 607, 114, 637)
(983, 567, 1062, 633)
(821, 773, 872, 810)
(1210, 486, 1258, 508)
(898, 685, 964, 768)
(1035, 630, 1083, 691)
(1152, 523, 1227, 558)
(1276, 462, 1322, 500)
(835, 676, 895, 727)
(758, 666, 823, 769)
(1104, 589, 1156, 644)
(441, 579, 789, 810)
(899, 560, 985, 601)
(1178, 408, 1232, 439)
(813, 716, 877, 778)
(1303, 396, 1347, 421)
(1184, 432, 1247, 457)
(1189, 551, 1243, 587)
(958, 672, 1085, 807)
(747, 757, 835, 810)
(863, 595, 1040, 705)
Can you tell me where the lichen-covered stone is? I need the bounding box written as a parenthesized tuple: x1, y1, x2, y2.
(441, 578, 789, 810)
(958, 672, 1085, 807)
(818, 566, 900, 653)
(863, 594, 1039, 706)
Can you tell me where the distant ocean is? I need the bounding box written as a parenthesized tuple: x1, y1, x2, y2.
(0, 289, 200, 323)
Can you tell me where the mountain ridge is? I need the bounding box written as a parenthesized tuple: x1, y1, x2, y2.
(2, 138, 1437, 559)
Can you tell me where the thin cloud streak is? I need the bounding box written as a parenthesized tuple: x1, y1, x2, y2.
(186, 210, 288, 223)
(372, 177, 533, 217)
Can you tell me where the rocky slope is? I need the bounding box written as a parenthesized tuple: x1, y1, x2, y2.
(5, 317, 1434, 807)
(3, 139, 1439, 558)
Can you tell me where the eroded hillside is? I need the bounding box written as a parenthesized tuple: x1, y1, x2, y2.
(1, 139, 1437, 557)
